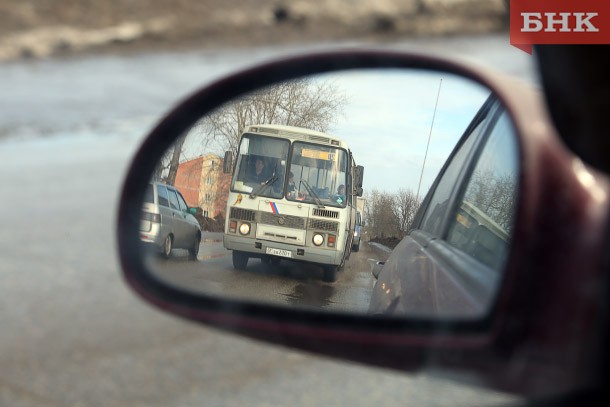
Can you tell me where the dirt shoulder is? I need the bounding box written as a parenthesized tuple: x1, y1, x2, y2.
(0, 0, 508, 62)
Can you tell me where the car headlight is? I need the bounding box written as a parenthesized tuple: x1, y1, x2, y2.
(239, 223, 251, 235)
(312, 233, 324, 246)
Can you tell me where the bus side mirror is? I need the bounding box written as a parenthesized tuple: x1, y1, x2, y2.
(356, 187, 363, 197)
(223, 151, 233, 174)
(355, 165, 364, 189)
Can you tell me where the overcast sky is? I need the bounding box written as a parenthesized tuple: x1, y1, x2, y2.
(318, 69, 491, 197)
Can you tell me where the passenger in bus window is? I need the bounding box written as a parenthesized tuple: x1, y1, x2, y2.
(287, 172, 296, 195)
(333, 184, 346, 204)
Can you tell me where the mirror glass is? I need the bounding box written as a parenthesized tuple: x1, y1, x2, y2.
(136, 68, 519, 319)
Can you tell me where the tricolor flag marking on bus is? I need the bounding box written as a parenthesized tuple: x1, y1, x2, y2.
(270, 202, 279, 214)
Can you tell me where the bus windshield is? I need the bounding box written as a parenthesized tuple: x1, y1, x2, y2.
(231, 134, 290, 199)
(287, 142, 348, 208)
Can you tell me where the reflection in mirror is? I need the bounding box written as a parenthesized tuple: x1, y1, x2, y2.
(136, 68, 518, 319)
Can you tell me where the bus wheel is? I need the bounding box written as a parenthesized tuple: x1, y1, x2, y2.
(322, 265, 337, 283)
(232, 251, 249, 270)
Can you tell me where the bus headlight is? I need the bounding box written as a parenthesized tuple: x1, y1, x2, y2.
(312, 234, 324, 246)
(239, 223, 251, 235)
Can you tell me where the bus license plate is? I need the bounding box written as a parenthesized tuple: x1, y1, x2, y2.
(266, 247, 292, 258)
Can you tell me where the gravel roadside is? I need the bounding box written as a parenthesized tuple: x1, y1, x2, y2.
(0, 0, 508, 62)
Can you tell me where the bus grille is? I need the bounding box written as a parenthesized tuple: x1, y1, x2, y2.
(260, 212, 306, 229)
(312, 208, 339, 219)
(230, 207, 256, 222)
(309, 219, 339, 232)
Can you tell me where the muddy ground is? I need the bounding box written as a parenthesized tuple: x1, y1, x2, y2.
(0, 0, 508, 61)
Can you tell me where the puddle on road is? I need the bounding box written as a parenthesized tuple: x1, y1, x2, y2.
(198, 252, 229, 261)
(202, 238, 222, 244)
(284, 283, 336, 308)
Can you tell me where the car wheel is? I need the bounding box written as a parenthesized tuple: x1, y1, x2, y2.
(232, 251, 249, 270)
(188, 235, 201, 261)
(162, 234, 173, 259)
(352, 241, 360, 252)
(322, 265, 337, 283)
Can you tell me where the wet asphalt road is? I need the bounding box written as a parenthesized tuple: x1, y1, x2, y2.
(150, 232, 385, 313)
(0, 35, 530, 406)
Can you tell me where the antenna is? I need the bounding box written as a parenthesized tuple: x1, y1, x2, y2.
(416, 78, 443, 201)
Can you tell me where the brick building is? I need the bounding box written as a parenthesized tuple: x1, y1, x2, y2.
(174, 153, 230, 219)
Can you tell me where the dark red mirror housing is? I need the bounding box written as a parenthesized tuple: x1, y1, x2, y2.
(118, 50, 610, 399)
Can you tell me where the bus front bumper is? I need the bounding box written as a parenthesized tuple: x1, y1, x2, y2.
(223, 234, 343, 266)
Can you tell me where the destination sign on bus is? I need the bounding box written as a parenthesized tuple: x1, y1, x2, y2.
(301, 148, 336, 161)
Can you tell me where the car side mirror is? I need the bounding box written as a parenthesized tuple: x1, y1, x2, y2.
(355, 165, 364, 189)
(118, 50, 606, 397)
(371, 261, 384, 280)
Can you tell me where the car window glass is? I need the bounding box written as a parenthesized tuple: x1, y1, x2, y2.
(167, 188, 180, 211)
(144, 184, 154, 204)
(446, 112, 518, 270)
(157, 185, 170, 207)
(176, 192, 188, 211)
(419, 119, 486, 236)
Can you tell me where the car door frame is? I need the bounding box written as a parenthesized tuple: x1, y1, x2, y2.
(401, 98, 511, 316)
(165, 185, 189, 248)
(175, 189, 199, 244)
(411, 97, 505, 246)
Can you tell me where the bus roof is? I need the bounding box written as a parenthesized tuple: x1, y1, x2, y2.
(243, 124, 350, 150)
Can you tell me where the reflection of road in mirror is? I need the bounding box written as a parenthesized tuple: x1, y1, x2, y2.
(285, 283, 335, 308)
(145, 234, 388, 314)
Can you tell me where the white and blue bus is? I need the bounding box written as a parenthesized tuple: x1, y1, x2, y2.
(222, 124, 364, 282)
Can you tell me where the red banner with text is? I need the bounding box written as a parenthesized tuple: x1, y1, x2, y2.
(510, 0, 610, 53)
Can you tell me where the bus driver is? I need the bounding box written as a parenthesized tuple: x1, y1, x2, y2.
(246, 158, 270, 185)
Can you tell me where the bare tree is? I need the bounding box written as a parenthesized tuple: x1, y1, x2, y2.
(165, 135, 187, 186)
(156, 78, 346, 185)
(197, 78, 347, 156)
(151, 134, 187, 185)
(394, 188, 421, 236)
(365, 189, 401, 239)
